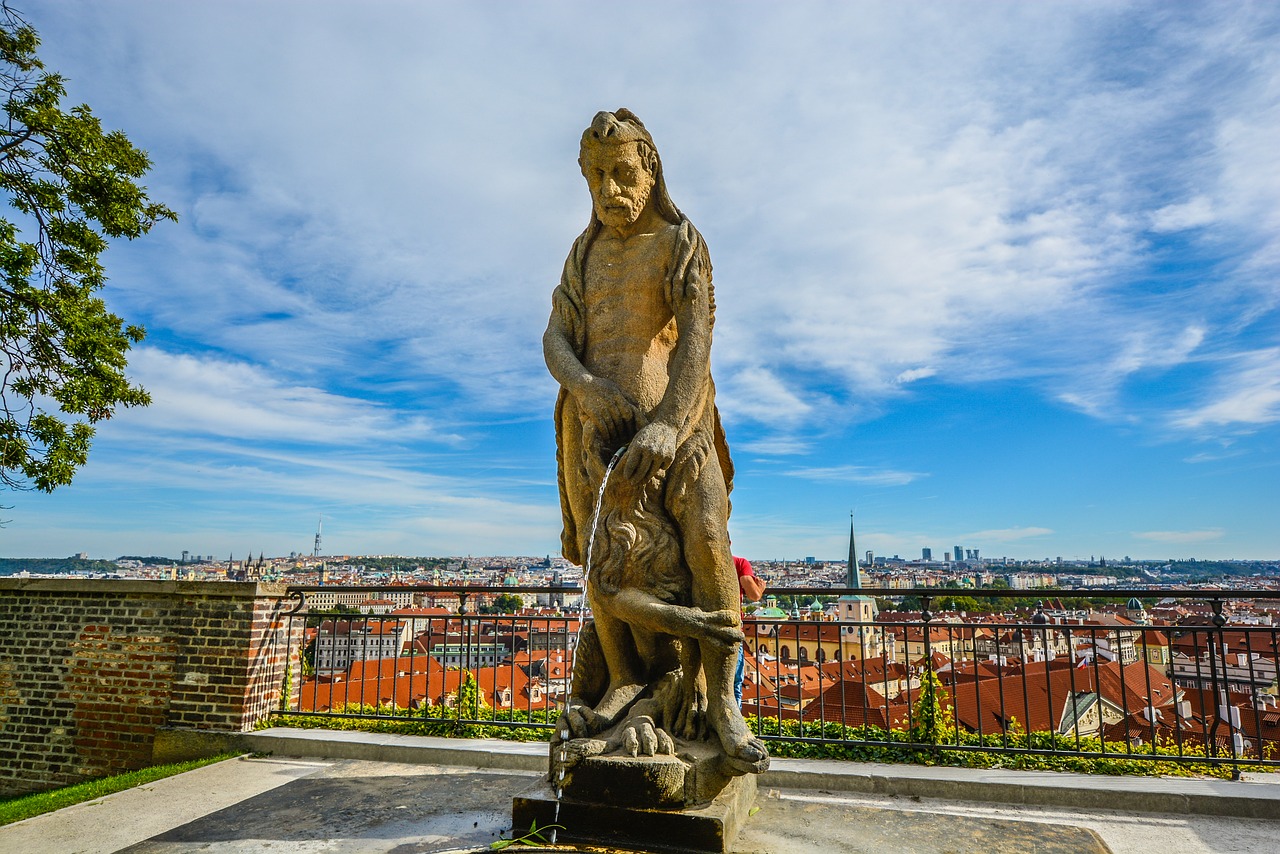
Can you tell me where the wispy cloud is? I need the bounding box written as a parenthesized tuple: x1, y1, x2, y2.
(783, 465, 926, 487)
(960, 527, 1054, 543)
(1171, 349, 1280, 431)
(117, 349, 449, 446)
(1150, 197, 1216, 233)
(1133, 529, 1225, 544)
(734, 437, 813, 457)
(1182, 449, 1243, 464)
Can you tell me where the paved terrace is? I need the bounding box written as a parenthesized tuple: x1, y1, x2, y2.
(2, 728, 1278, 853)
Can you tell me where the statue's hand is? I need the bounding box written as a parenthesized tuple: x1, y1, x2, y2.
(578, 376, 638, 445)
(621, 421, 677, 484)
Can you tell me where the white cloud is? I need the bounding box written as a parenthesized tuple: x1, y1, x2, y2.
(1150, 197, 1216, 233)
(895, 367, 936, 385)
(1171, 349, 1280, 430)
(1057, 324, 1206, 418)
(716, 366, 817, 428)
(734, 437, 812, 457)
(116, 348, 445, 446)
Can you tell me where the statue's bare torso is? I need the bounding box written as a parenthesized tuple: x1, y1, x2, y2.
(582, 226, 680, 414)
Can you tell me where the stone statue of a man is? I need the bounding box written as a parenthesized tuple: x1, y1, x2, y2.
(544, 109, 767, 776)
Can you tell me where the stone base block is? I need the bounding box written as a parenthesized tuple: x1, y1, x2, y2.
(512, 773, 756, 853)
(555, 736, 741, 809)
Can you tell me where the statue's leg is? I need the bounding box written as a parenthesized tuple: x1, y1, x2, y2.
(668, 449, 768, 773)
(583, 604, 647, 727)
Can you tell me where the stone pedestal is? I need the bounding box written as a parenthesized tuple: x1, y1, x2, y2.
(513, 734, 758, 852)
(512, 771, 756, 853)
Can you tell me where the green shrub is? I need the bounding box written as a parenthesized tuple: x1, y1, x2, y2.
(267, 700, 1271, 780)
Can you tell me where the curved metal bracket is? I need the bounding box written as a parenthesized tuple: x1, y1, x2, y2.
(284, 588, 307, 615)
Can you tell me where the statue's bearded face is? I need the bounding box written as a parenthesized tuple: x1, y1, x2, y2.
(581, 142, 656, 230)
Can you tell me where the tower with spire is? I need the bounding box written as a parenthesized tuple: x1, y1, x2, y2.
(837, 511, 882, 660)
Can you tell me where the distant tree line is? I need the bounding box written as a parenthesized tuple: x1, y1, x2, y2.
(1166, 560, 1278, 578)
(0, 557, 117, 575)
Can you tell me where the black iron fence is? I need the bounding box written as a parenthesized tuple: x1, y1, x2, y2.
(275, 584, 1280, 774)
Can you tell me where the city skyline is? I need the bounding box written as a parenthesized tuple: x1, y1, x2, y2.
(3, 2, 1279, 561)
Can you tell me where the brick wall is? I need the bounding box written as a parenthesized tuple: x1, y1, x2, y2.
(0, 579, 302, 797)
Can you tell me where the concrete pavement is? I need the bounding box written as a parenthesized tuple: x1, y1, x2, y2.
(0, 728, 1276, 853)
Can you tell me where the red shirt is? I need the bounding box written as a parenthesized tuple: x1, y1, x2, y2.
(734, 556, 754, 604)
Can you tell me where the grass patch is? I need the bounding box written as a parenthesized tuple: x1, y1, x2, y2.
(0, 753, 241, 827)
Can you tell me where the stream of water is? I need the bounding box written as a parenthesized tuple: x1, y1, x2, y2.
(549, 444, 627, 845)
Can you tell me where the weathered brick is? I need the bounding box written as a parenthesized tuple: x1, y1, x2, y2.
(0, 579, 300, 797)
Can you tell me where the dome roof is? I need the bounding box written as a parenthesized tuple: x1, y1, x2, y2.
(1127, 597, 1144, 610)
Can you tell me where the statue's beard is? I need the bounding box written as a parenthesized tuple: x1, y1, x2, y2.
(596, 184, 652, 229)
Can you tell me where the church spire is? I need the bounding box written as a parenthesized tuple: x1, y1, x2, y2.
(847, 511, 861, 589)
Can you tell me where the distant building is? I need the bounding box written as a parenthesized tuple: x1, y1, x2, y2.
(922, 548, 932, 561)
(308, 589, 414, 610)
(314, 619, 410, 672)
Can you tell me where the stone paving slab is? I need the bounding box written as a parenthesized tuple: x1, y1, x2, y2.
(117, 762, 1112, 854)
(0, 755, 328, 854)
(3, 754, 1278, 853)
(119, 761, 528, 853)
(738, 795, 1110, 854)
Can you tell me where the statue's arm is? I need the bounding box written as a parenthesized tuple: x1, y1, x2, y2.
(544, 308, 637, 441)
(620, 257, 711, 483)
(543, 309, 593, 397)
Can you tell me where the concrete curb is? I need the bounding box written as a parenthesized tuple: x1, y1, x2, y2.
(758, 757, 1280, 820)
(243, 727, 1280, 821)
(243, 727, 547, 773)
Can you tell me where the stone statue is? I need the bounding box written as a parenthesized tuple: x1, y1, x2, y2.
(543, 108, 769, 787)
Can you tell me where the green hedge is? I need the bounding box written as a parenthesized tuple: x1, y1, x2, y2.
(267, 701, 1271, 780)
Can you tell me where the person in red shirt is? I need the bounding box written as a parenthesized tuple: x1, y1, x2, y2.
(733, 554, 765, 706)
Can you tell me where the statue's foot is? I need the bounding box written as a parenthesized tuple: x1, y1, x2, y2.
(708, 699, 769, 775)
(668, 673, 707, 741)
(606, 713, 676, 758)
(555, 702, 606, 741)
(549, 734, 606, 785)
(721, 735, 770, 775)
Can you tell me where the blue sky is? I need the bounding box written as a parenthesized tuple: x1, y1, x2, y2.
(3, 1, 1278, 562)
